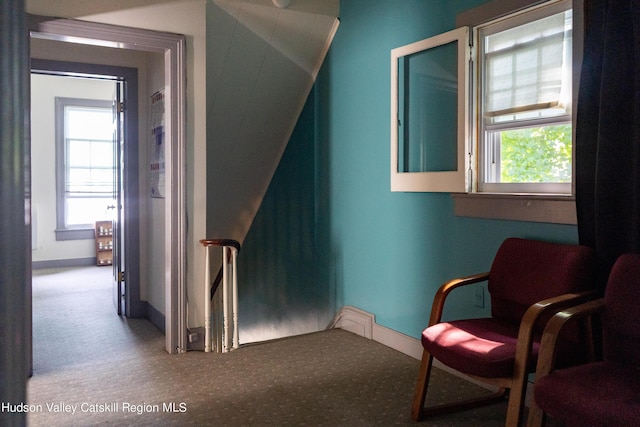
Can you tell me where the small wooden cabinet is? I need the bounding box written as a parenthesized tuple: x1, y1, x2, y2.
(95, 220, 113, 266)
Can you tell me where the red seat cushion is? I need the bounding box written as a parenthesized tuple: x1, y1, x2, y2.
(422, 318, 540, 378)
(534, 361, 640, 427)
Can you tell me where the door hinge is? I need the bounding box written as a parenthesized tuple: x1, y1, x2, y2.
(117, 102, 125, 113)
(118, 271, 125, 282)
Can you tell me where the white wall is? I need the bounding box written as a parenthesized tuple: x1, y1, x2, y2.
(146, 52, 167, 313)
(30, 38, 167, 314)
(30, 74, 116, 263)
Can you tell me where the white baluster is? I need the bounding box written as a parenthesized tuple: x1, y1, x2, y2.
(232, 247, 239, 349)
(222, 246, 230, 353)
(204, 245, 211, 352)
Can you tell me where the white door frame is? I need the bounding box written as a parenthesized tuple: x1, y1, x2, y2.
(29, 16, 187, 354)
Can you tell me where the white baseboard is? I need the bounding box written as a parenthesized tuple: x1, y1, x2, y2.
(327, 305, 426, 361)
(329, 305, 534, 401)
(372, 321, 423, 360)
(327, 305, 374, 339)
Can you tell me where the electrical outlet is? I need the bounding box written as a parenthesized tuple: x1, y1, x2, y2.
(474, 286, 484, 308)
(187, 327, 205, 351)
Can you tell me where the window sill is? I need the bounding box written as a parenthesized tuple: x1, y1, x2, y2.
(55, 227, 95, 241)
(452, 193, 576, 225)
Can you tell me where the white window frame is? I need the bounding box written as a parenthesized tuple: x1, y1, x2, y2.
(476, 0, 573, 195)
(390, 0, 582, 224)
(456, 0, 581, 225)
(390, 27, 470, 192)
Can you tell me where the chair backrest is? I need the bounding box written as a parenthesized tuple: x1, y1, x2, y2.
(488, 238, 595, 327)
(602, 253, 640, 365)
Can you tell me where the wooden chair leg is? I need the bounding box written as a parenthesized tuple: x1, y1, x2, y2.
(411, 349, 434, 421)
(420, 388, 507, 418)
(504, 373, 528, 427)
(525, 398, 546, 427)
(412, 349, 507, 421)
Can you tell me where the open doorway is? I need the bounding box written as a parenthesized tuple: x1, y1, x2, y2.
(30, 70, 127, 299)
(30, 60, 138, 314)
(28, 16, 187, 355)
(30, 73, 118, 254)
(29, 65, 137, 373)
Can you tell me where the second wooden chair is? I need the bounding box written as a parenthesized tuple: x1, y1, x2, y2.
(411, 237, 596, 426)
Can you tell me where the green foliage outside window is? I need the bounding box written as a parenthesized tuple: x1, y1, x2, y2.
(500, 125, 572, 183)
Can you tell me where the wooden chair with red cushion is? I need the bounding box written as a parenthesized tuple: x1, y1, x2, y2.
(527, 253, 640, 427)
(411, 238, 596, 426)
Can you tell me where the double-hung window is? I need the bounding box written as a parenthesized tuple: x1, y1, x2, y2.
(56, 98, 115, 240)
(478, 2, 572, 194)
(390, 0, 578, 223)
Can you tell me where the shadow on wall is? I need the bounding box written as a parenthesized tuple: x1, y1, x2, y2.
(237, 86, 339, 343)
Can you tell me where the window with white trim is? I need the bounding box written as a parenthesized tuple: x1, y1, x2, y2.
(390, 28, 470, 193)
(477, 1, 572, 194)
(391, 0, 579, 223)
(56, 98, 115, 240)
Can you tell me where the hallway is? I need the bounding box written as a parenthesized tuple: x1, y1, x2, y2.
(31, 266, 161, 375)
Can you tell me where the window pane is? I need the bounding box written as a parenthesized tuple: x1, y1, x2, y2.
(398, 41, 458, 173)
(487, 124, 572, 183)
(68, 140, 113, 168)
(66, 107, 113, 140)
(67, 168, 114, 195)
(67, 168, 92, 193)
(66, 197, 113, 226)
(90, 169, 114, 193)
(65, 106, 114, 197)
(478, 1, 573, 194)
(483, 10, 572, 121)
(92, 141, 114, 168)
(67, 140, 92, 167)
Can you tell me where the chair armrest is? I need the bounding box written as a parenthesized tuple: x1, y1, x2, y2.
(519, 289, 600, 338)
(512, 291, 600, 380)
(534, 298, 605, 379)
(428, 272, 489, 326)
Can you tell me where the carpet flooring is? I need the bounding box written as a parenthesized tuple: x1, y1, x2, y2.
(27, 267, 517, 426)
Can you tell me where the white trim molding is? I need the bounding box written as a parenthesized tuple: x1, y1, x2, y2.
(452, 193, 577, 224)
(328, 306, 375, 339)
(328, 305, 521, 395)
(328, 306, 422, 358)
(29, 15, 188, 354)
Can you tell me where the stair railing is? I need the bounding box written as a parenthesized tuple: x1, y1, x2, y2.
(200, 238, 241, 353)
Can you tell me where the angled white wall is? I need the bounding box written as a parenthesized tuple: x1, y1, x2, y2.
(199, 0, 338, 328)
(205, 0, 338, 243)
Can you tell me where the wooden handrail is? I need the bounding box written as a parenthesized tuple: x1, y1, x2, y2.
(199, 239, 241, 300)
(200, 238, 241, 252)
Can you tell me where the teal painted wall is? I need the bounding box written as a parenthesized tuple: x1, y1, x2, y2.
(239, 0, 579, 343)
(238, 90, 337, 342)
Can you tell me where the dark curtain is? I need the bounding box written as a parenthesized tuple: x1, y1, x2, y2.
(576, 0, 640, 290)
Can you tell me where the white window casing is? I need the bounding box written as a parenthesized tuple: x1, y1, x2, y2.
(389, 0, 581, 224)
(390, 27, 470, 193)
(477, 0, 573, 195)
